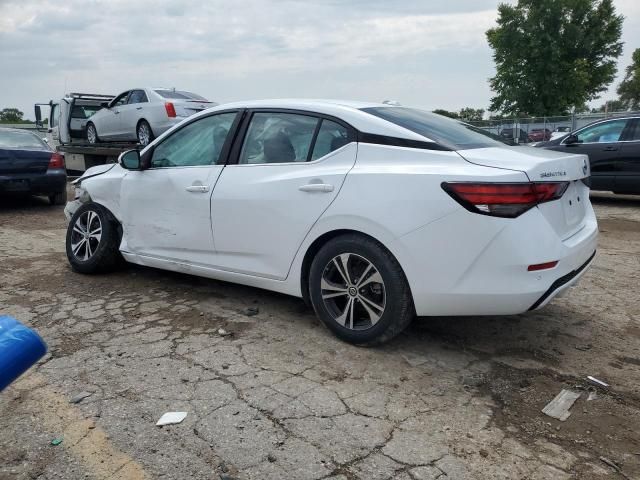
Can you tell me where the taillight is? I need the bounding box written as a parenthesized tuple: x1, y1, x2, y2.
(165, 102, 176, 118)
(441, 182, 569, 218)
(48, 152, 65, 169)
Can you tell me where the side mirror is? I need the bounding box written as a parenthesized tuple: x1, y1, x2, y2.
(564, 134, 579, 145)
(34, 105, 42, 126)
(119, 149, 142, 170)
(101, 102, 110, 109)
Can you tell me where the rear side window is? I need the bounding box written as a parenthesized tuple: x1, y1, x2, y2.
(362, 107, 506, 150)
(0, 130, 48, 150)
(239, 113, 319, 164)
(311, 120, 349, 160)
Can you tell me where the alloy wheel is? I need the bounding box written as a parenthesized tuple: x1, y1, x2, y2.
(320, 253, 386, 330)
(138, 123, 151, 146)
(70, 210, 102, 261)
(87, 125, 97, 144)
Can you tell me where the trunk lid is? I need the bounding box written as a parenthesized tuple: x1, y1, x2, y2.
(457, 146, 591, 240)
(172, 99, 215, 117)
(0, 148, 51, 175)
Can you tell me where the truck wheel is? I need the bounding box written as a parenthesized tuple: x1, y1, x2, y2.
(49, 189, 67, 206)
(66, 202, 123, 274)
(137, 120, 154, 146)
(86, 123, 99, 144)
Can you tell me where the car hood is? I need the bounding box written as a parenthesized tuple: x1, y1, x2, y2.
(73, 163, 117, 184)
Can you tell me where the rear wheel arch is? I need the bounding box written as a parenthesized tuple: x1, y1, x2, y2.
(300, 229, 412, 308)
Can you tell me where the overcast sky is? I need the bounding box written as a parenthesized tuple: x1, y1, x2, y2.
(1, 0, 639, 119)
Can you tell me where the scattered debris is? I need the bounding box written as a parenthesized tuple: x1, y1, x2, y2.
(587, 376, 609, 388)
(69, 391, 93, 404)
(542, 389, 581, 421)
(218, 328, 233, 337)
(50, 437, 63, 446)
(461, 374, 485, 387)
(574, 343, 592, 351)
(587, 391, 597, 401)
(156, 412, 188, 426)
(244, 307, 259, 317)
(402, 352, 430, 367)
(600, 456, 632, 480)
(267, 453, 277, 463)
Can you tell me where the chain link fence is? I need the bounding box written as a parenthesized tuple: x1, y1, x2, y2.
(467, 110, 640, 143)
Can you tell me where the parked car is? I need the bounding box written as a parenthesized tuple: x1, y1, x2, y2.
(537, 116, 640, 194)
(528, 128, 552, 142)
(0, 128, 67, 204)
(86, 88, 216, 146)
(499, 127, 531, 143)
(549, 126, 572, 141)
(64, 100, 597, 345)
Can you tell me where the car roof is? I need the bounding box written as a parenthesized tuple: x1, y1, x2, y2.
(198, 99, 436, 142)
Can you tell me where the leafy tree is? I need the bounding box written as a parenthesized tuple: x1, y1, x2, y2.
(591, 98, 627, 113)
(617, 48, 640, 110)
(433, 109, 459, 119)
(0, 108, 25, 123)
(458, 108, 485, 121)
(486, 0, 623, 116)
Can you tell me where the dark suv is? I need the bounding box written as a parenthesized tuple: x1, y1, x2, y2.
(536, 116, 640, 194)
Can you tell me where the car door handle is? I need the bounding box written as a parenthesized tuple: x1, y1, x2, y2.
(298, 183, 334, 193)
(185, 185, 209, 193)
(114, 110, 120, 114)
(136, 107, 142, 110)
(603, 146, 618, 151)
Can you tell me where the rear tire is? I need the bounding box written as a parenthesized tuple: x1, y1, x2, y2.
(86, 123, 99, 144)
(49, 189, 67, 206)
(137, 120, 154, 146)
(66, 202, 123, 274)
(309, 234, 414, 346)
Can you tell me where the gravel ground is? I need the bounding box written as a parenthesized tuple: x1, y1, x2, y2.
(0, 190, 639, 480)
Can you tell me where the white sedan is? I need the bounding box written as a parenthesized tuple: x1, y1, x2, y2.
(85, 87, 215, 146)
(64, 100, 597, 345)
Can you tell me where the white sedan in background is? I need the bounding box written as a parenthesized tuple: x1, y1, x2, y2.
(64, 100, 597, 345)
(86, 88, 216, 146)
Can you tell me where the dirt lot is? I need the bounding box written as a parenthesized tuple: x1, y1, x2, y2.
(1, 190, 639, 480)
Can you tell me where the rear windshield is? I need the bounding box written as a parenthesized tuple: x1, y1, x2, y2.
(0, 129, 48, 150)
(361, 107, 507, 150)
(154, 90, 208, 101)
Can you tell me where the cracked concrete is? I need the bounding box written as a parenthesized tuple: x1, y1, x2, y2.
(1, 191, 640, 480)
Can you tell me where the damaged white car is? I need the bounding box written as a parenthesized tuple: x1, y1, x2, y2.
(65, 100, 597, 345)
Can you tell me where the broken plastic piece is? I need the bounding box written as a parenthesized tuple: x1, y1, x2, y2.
(156, 411, 188, 426)
(51, 437, 63, 446)
(542, 389, 581, 421)
(587, 376, 609, 387)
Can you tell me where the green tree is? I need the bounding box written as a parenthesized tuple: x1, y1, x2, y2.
(486, 0, 623, 116)
(0, 108, 25, 123)
(433, 109, 460, 119)
(591, 98, 626, 112)
(617, 48, 640, 110)
(458, 108, 485, 121)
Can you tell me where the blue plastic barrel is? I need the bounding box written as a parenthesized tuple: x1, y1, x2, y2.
(0, 315, 47, 391)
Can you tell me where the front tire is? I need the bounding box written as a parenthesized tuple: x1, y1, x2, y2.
(137, 120, 154, 146)
(86, 123, 99, 144)
(309, 234, 414, 346)
(66, 202, 122, 274)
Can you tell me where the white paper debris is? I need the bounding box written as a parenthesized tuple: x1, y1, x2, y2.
(156, 412, 188, 426)
(542, 389, 581, 421)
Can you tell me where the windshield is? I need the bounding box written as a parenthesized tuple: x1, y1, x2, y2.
(361, 107, 508, 150)
(155, 90, 208, 101)
(0, 129, 49, 150)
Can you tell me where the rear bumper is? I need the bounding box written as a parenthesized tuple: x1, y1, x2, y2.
(392, 202, 598, 316)
(0, 169, 66, 196)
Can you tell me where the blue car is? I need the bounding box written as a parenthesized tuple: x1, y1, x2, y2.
(0, 128, 67, 204)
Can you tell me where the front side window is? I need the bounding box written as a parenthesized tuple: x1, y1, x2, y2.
(574, 119, 628, 143)
(151, 112, 237, 168)
(362, 107, 506, 150)
(239, 113, 319, 164)
(128, 90, 148, 104)
(111, 92, 129, 107)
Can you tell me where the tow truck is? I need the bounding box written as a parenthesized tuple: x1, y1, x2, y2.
(34, 93, 140, 175)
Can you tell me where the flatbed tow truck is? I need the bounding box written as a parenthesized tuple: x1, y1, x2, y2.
(34, 93, 141, 176)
